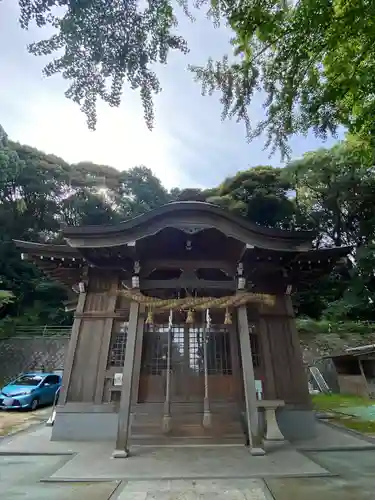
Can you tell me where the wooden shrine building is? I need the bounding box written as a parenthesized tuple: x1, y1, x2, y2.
(15, 202, 350, 456)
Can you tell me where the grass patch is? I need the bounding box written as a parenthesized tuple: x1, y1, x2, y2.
(332, 417, 375, 435)
(313, 393, 375, 436)
(296, 318, 375, 336)
(0, 423, 18, 437)
(312, 393, 373, 411)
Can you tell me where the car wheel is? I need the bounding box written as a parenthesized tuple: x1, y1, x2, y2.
(30, 398, 39, 411)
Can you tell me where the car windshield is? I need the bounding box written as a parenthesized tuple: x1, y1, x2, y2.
(14, 375, 43, 386)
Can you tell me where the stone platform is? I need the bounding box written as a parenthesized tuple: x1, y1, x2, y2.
(1, 426, 330, 481)
(1, 421, 375, 499)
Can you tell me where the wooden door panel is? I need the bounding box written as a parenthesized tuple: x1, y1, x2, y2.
(138, 323, 242, 404)
(138, 374, 165, 402)
(208, 374, 240, 401)
(181, 374, 204, 401)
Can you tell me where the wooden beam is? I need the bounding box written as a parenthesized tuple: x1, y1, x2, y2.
(140, 278, 235, 290)
(140, 260, 236, 277)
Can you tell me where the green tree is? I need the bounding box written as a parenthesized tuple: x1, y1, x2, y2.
(0, 290, 13, 307)
(116, 166, 172, 217)
(169, 187, 218, 202)
(0, 134, 71, 331)
(17, 1, 375, 155)
(284, 137, 375, 248)
(17, 0, 188, 130)
(192, 0, 375, 155)
(284, 137, 375, 319)
(324, 245, 375, 321)
(0, 129, 176, 332)
(210, 166, 308, 230)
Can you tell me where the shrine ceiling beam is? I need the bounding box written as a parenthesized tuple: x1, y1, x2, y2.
(140, 278, 236, 291)
(139, 260, 236, 277)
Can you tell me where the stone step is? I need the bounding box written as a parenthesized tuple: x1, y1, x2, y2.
(133, 403, 242, 412)
(131, 412, 243, 426)
(131, 419, 244, 439)
(130, 401, 245, 442)
(129, 435, 246, 446)
(170, 424, 244, 437)
(132, 401, 241, 416)
(131, 421, 243, 434)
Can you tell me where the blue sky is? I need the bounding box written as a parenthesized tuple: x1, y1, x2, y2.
(0, 1, 340, 190)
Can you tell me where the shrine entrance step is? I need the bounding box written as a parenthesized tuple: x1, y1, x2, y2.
(129, 435, 246, 446)
(129, 402, 245, 445)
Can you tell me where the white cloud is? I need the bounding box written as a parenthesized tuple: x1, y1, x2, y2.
(12, 91, 187, 189)
(0, 1, 234, 189)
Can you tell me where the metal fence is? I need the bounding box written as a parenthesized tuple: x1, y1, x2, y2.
(1, 325, 72, 338)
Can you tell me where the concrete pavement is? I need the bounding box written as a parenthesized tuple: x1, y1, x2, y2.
(1, 420, 375, 499)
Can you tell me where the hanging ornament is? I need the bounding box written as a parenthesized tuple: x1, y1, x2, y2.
(224, 307, 232, 325)
(186, 309, 194, 324)
(206, 308, 211, 328)
(145, 308, 154, 325)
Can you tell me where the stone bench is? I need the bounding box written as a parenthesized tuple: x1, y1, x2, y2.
(256, 399, 285, 441)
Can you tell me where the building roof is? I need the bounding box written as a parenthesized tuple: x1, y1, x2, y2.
(13, 240, 84, 288)
(13, 240, 80, 258)
(325, 344, 375, 360)
(62, 201, 316, 251)
(13, 202, 351, 291)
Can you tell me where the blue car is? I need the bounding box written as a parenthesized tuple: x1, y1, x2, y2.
(0, 372, 61, 411)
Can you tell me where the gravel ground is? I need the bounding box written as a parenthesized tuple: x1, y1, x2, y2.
(0, 406, 50, 436)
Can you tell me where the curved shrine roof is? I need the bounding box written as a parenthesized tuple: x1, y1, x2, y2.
(13, 203, 351, 291)
(62, 201, 316, 251)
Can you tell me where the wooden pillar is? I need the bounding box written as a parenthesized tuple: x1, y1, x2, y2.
(237, 305, 265, 455)
(162, 322, 172, 432)
(131, 310, 146, 404)
(59, 291, 86, 405)
(284, 295, 311, 405)
(183, 325, 190, 398)
(113, 301, 141, 457)
(229, 321, 242, 403)
(358, 359, 370, 397)
(257, 316, 276, 400)
(202, 315, 212, 427)
(260, 295, 311, 406)
(94, 280, 118, 404)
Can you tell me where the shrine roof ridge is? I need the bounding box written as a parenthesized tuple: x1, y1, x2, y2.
(62, 201, 316, 243)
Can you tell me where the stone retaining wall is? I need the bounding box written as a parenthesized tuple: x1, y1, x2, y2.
(0, 331, 372, 389)
(0, 336, 69, 383)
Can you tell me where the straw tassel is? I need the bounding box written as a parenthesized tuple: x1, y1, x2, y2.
(224, 307, 232, 325)
(186, 309, 194, 324)
(145, 308, 154, 325)
(206, 308, 211, 328)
